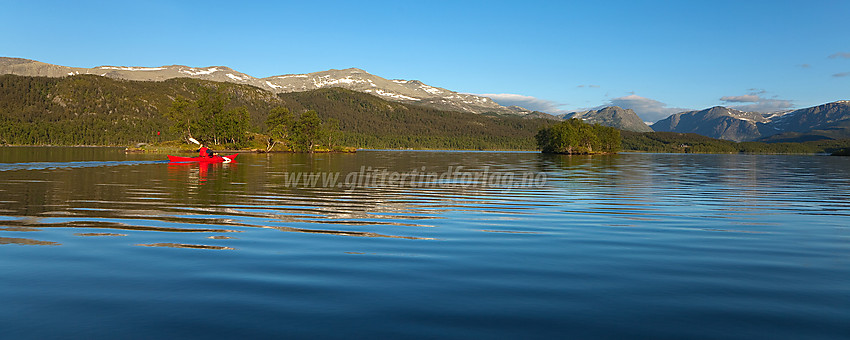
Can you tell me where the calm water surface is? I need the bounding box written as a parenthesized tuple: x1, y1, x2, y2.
(0, 147, 848, 339)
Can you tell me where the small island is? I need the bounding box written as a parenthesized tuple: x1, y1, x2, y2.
(536, 118, 620, 154)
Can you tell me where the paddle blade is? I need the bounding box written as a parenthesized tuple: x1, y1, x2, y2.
(188, 137, 201, 145)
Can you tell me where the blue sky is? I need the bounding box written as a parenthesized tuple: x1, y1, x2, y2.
(1, 0, 848, 122)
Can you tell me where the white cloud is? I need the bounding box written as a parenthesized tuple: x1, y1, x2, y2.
(834, 72, 850, 77)
(479, 93, 568, 113)
(720, 94, 760, 102)
(720, 92, 794, 113)
(828, 52, 850, 59)
(728, 99, 794, 113)
(597, 94, 690, 123)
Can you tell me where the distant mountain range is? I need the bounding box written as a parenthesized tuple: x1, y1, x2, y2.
(651, 101, 850, 142)
(2, 57, 848, 141)
(650, 106, 766, 142)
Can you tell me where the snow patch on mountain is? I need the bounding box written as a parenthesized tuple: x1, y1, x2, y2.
(226, 73, 252, 81)
(265, 81, 283, 89)
(418, 84, 443, 95)
(180, 67, 220, 76)
(312, 75, 367, 88)
(370, 89, 420, 101)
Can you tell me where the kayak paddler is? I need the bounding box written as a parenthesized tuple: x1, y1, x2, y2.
(188, 137, 218, 159)
(197, 145, 215, 158)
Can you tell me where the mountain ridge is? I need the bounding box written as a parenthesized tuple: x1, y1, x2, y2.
(0, 57, 532, 117)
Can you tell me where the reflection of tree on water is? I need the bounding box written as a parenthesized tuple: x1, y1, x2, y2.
(0, 236, 60, 246)
(136, 242, 234, 250)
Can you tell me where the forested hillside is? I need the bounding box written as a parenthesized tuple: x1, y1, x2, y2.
(0, 74, 553, 149)
(0, 74, 280, 145)
(277, 88, 553, 149)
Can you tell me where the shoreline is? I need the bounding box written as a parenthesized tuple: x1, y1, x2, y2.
(0, 144, 839, 155)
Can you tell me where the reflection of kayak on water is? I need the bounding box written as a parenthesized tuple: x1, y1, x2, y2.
(167, 154, 238, 163)
(167, 158, 235, 184)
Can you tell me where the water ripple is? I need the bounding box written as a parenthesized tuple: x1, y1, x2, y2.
(1, 150, 849, 339)
(0, 160, 165, 171)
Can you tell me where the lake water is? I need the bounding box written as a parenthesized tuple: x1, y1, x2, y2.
(0, 147, 848, 339)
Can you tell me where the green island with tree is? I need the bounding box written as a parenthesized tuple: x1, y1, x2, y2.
(535, 118, 620, 154)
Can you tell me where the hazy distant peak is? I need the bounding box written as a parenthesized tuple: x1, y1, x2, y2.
(649, 102, 850, 142)
(562, 106, 652, 132)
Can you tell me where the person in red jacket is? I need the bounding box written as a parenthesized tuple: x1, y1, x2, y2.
(197, 145, 215, 158)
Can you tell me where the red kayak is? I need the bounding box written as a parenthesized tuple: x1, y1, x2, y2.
(167, 154, 238, 163)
